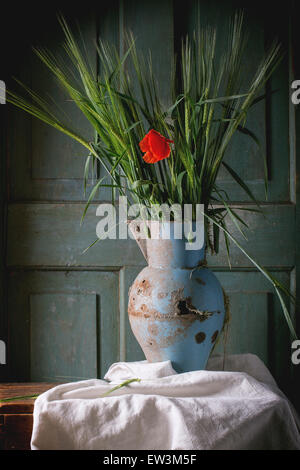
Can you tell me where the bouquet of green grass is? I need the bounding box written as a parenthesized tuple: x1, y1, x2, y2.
(5, 12, 297, 339)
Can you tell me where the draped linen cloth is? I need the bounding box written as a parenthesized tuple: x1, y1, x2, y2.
(31, 354, 300, 450)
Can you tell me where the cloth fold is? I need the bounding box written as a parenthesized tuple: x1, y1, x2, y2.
(31, 354, 300, 450)
(104, 359, 177, 381)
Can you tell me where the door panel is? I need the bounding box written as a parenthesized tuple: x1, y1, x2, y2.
(8, 270, 119, 381)
(216, 293, 270, 364)
(30, 293, 98, 381)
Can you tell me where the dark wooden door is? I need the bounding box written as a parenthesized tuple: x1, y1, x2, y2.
(0, 1, 298, 409)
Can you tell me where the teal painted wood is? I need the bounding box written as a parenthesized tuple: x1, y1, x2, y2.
(30, 293, 98, 381)
(6, 203, 295, 268)
(213, 270, 292, 396)
(214, 293, 269, 364)
(3, 0, 297, 407)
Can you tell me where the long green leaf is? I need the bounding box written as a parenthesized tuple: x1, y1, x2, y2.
(100, 378, 141, 397)
(204, 211, 297, 340)
(222, 161, 261, 207)
(80, 177, 106, 226)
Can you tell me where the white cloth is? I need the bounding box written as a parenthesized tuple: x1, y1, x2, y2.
(31, 354, 300, 450)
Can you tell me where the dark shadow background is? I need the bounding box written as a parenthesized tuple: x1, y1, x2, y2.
(0, 1, 298, 78)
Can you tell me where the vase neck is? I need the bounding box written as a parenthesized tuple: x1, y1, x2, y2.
(146, 238, 205, 269)
(129, 220, 205, 269)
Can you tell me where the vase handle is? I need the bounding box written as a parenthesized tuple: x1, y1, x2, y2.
(127, 220, 148, 262)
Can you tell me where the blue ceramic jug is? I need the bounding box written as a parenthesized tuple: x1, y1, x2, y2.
(128, 221, 225, 373)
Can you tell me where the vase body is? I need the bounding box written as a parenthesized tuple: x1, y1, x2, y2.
(128, 221, 225, 373)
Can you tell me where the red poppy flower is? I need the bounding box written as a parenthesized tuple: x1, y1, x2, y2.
(139, 129, 173, 164)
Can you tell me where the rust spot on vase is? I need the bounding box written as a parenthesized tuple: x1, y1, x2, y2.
(195, 277, 206, 285)
(195, 332, 206, 344)
(136, 279, 152, 296)
(211, 330, 219, 343)
(157, 292, 168, 299)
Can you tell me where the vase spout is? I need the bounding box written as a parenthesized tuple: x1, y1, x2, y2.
(127, 219, 149, 262)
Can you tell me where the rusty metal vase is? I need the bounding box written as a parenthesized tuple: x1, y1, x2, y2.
(128, 221, 225, 373)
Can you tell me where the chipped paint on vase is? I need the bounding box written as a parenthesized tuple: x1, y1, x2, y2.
(128, 221, 225, 373)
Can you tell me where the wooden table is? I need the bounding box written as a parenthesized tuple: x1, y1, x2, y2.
(0, 383, 58, 450)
